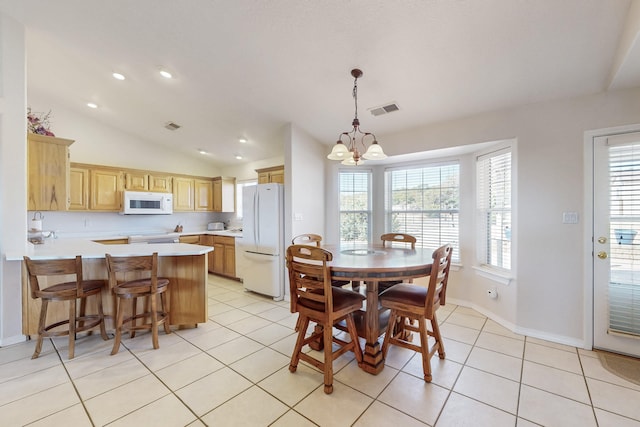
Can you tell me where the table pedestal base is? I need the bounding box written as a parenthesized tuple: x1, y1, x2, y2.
(361, 342, 385, 374)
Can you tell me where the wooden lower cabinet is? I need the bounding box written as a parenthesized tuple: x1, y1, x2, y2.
(179, 235, 202, 244)
(208, 235, 237, 278)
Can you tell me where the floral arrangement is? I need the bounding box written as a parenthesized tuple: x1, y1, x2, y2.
(27, 107, 55, 136)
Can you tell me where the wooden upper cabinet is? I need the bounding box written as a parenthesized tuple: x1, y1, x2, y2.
(69, 166, 89, 211)
(194, 179, 213, 211)
(256, 165, 284, 184)
(149, 174, 173, 193)
(90, 168, 124, 211)
(27, 133, 74, 211)
(125, 172, 149, 191)
(213, 177, 236, 212)
(173, 177, 194, 211)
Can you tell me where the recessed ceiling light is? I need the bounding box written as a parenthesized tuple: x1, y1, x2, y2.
(238, 138, 248, 143)
(87, 102, 98, 109)
(198, 149, 208, 155)
(112, 72, 125, 80)
(235, 155, 243, 160)
(159, 70, 173, 79)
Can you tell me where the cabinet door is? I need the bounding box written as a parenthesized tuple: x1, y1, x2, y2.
(257, 172, 269, 184)
(213, 243, 225, 274)
(90, 169, 123, 211)
(213, 179, 222, 211)
(213, 177, 236, 212)
(178, 235, 201, 244)
(200, 235, 215, 273)
(173, 177, 194, 211)
(149, 175, 173, 193)
(269, 169, 285, 184)
(194, 179, 213, 211)
(69, 167, 89, 210)
(27, 134, 73, 211)
(223, 244, 236, 277)
(125, 172, 148, 191)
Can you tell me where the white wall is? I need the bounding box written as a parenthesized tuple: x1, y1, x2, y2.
(28, 93, 218, 177)
(0, 14, 28, 345)
(369, 87, 640, 346)
(289, 125, 325, 240)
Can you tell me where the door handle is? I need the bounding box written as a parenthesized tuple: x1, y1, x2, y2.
(597, 237, 607, 244)
(597, 251, 608, 259)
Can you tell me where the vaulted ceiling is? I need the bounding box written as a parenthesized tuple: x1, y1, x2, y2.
(1, 0, 638, 167)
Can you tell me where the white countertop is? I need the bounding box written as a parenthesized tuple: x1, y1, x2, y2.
(5, 238, 213, 261)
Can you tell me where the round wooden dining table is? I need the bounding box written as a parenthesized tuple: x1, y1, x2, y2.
(322, 244, 434, 374)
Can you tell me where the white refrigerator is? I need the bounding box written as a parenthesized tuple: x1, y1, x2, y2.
(240, 183, 284, 300)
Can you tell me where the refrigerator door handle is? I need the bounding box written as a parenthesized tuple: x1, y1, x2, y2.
(253, 189, 259, 248)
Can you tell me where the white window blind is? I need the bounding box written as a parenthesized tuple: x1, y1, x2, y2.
(339, 170, 371, 244)
(385, 163, 459, 262)
(608, 141, 640, 336)
(477, 148, 511, 270)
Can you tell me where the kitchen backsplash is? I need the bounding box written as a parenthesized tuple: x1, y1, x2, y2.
(27, 211, 236, 239)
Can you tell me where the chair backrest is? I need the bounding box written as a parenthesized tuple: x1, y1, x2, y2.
(381, 233, 416, 249)
(286, 244, 333, 314)
(23, 255, 84, 299)
(105, 252, 159, 292)
(425, 244, 453, 318)
(291, 233, 323, 247)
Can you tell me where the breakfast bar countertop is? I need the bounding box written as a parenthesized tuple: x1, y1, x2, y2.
(5, 239, 213, 261)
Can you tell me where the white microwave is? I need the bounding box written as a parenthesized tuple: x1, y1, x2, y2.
(121, 191, 173, 215)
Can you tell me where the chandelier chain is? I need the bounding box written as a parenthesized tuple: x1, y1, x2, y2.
(352, 75, 359, 121)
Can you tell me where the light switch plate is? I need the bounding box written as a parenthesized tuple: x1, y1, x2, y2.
(562, 211, 579, 224)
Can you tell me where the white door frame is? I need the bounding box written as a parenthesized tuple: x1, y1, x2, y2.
(583, 123, 640, 350)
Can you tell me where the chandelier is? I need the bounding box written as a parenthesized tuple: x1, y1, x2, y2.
(327, 69, 387, 165)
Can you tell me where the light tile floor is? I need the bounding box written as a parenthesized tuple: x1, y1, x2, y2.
(2, 275, 640, 426)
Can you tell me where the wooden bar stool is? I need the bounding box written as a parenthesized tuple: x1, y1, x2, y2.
(23, 255, 109, 359)
(105, 252, 170, 355)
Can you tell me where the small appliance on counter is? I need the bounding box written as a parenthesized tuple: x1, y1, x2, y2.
(208, 222, 224, 231)
(28, 212, 44, 244)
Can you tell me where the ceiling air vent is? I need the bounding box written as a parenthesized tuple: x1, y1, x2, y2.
(369, 102, 400, 117)
(164, 121, 181, 131)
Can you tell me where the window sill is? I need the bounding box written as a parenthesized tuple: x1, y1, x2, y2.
(472, 266, 512, 285)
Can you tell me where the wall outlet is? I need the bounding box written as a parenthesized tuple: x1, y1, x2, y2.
(487, 287, 498, 299)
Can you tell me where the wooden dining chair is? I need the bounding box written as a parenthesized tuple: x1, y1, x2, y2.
(23, 255, 109, 359)
(379, 243, 452, 382)
(286, 244, 365, 394)
(291, 233, 323, 246)
(105, 252, 171, 355)
(291, 234, 352, 289)
(374, 233, 418, 293)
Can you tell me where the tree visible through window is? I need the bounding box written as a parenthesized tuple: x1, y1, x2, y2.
(386, 163, 460, 262)
(339, 170, 371, 244)
(477, 148, 511, 270)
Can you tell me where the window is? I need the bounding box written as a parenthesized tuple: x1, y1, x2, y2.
(339, 170, 371, 244)
(236, 180, 257, 219)
(477, 148, 512, 270)
(385, 163, 460, 262)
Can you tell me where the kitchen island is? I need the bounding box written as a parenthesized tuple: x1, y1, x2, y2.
(6, 239, 213, 336)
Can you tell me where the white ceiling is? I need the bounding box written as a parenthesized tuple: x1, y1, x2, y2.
(1, 0, 638, 167)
